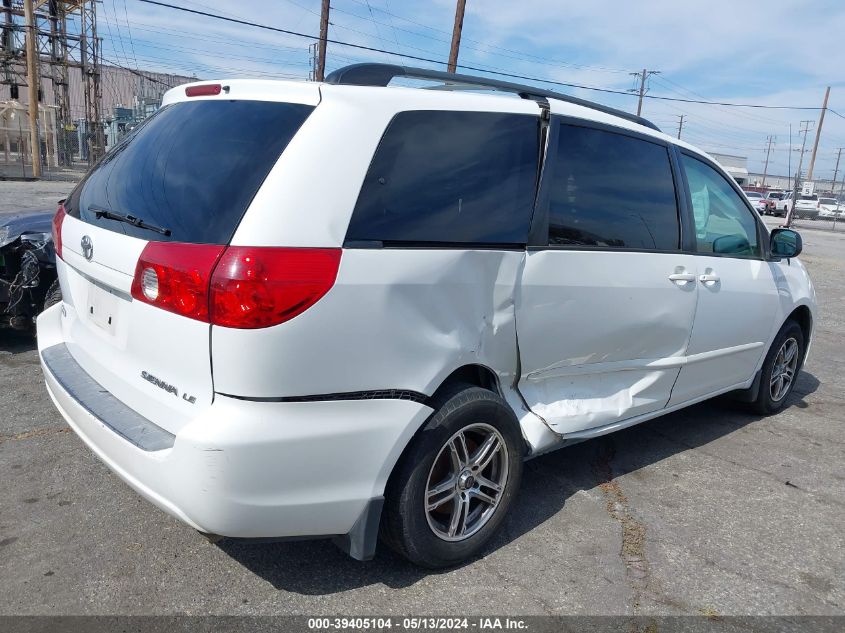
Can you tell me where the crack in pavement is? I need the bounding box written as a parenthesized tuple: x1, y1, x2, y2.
(0, 427, 70, 445)
(592, 438, 653, 624)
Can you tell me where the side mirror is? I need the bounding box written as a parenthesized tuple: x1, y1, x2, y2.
(770, 228, 802, 258)
(713, 234, 751, 255)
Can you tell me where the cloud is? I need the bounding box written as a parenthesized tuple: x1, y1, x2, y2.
(108, 0, 845, 180)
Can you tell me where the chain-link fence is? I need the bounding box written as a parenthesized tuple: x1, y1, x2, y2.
(0, 101, 88, 181)
(786, 215, 845, 233)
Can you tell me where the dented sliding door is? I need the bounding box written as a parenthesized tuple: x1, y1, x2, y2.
(515, 115, 698, 435)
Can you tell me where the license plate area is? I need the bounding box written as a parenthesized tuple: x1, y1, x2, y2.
(86, 282, 119, 335)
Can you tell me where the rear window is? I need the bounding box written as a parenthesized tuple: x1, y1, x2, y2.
(800, 194, 818, 201)
(65, 100, 314, 243)
(346, 110, 539, 245)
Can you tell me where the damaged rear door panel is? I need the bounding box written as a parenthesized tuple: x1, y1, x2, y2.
(515, 116, 698, 436)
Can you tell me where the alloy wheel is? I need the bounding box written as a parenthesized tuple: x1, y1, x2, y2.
(770, 337, 799, 402)
(424, 423, 509, 542)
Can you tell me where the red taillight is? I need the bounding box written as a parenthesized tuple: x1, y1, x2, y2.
(185, 84, 222, 97)
(130, 243, 341, 329)
(210, 247, 341, 329)
(131, 242, 225, 322)
(52, 203, 66, 259)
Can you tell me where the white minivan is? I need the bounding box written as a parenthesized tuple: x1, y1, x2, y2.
(39, 64, 816, 568)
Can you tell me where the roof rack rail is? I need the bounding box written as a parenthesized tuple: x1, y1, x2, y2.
(324, 63, 661, 132)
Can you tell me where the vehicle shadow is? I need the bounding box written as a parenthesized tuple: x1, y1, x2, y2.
(0, 329, 37, 354)
(216, 371, 820, 594)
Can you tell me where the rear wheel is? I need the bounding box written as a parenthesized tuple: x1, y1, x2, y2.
(381, 385, 523, 568)
(752, 320, 804, 414)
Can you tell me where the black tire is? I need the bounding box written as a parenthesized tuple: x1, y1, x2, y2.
(381, 384, 524, 568)
(752, 319, 804, 415)
(42, 278, 62, 312)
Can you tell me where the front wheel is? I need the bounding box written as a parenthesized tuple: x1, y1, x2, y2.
(753, 320, 805, 414)
(381, 385, 524, 568)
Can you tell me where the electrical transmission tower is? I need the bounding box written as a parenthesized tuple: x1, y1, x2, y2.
(1, 0, 103, 175)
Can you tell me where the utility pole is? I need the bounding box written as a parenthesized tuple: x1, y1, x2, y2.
(447, 0, 467, 74)
(761, 135, 775, 188)
(785, 120, 814, 228)
(833, 148, 843, 189)
(629, 69, 660, 117)
(839, 163, 845, 204)
(676, 114, 685, 139)
(788, 123, 792, 186)
(308, 42, 317, 81)
(23, 0, 40, 177)
(806, 86, 830, 182)
(315, 0, 330, 82)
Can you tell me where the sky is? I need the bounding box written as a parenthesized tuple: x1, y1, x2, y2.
(99, 0, 845, 183)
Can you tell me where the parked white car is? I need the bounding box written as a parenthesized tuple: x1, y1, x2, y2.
(818, 197, 841, 218)
(743, 190, 770, 215)
(38, 64, 817, 568)
(776, 191, 794, 216)
(794, 193, 820, 220)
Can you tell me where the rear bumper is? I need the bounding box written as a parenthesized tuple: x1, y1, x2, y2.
(37, 303, 432, 545)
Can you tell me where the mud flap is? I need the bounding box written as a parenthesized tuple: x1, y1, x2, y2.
(332, 496, 384, 561)
(730, 368, 762, 403)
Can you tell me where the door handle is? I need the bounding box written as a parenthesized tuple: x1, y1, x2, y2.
(699, 273, 720, 286)
(668, 272, 696, 285)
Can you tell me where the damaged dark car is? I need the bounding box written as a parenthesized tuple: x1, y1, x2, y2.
(0, 210, 62, 332)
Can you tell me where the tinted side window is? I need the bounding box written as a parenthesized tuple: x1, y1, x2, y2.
(65, 100, 314, 244)
(545, 123, 680, 249)
(681, 155, 760, 258)
(346, 111, 539, 245)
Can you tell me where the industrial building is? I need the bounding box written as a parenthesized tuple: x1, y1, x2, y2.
(0, 64, 195, 176)
(709, 152, 843, 195)
(2, 0, 194, 177)
(709, 152, 749, 186)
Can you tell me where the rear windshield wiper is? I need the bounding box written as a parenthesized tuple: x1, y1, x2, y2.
(89, 205, 172, 237)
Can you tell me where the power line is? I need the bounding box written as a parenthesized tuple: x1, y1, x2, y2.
(341, 0, 632, 74)
(121, 0, 141, 70)
(136, 0, 835, 113)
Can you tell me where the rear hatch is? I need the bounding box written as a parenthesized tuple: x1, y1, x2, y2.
(57, 90, 315, 435)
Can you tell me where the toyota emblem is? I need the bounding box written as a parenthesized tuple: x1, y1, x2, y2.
(81, 235, 93, 261)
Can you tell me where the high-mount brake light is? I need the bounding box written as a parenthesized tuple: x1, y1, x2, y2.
(52, 203, 66, 259)
(130, 243, 342, 329)
(185, 84, 222, 97)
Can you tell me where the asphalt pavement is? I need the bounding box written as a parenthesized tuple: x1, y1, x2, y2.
(1, 182, 843, 616)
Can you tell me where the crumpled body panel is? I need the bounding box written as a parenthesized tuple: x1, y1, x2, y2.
(211, 249, 524, 401)
(514, 250, 698, 436)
